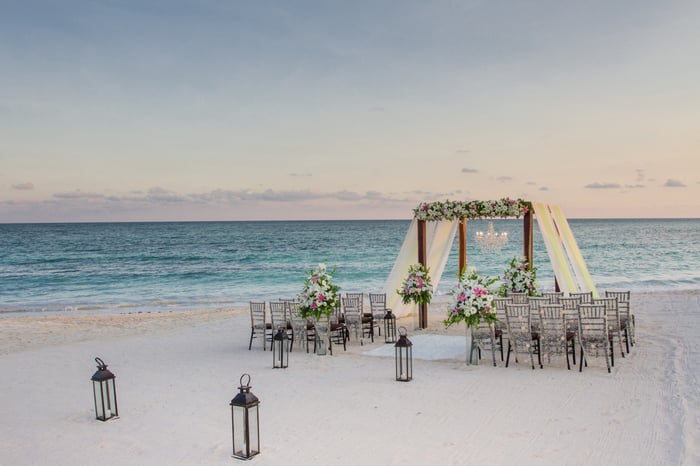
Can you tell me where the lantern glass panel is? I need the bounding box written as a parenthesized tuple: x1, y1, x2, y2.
(93, 380, 106, 420)
(248, 404, 260, 456)
(384, 313, 396, 343)
(272, 329, 289, 368)
(395, 346, 413, 381)
(93, 379, 117, 420)
(232, 405, 248, 458)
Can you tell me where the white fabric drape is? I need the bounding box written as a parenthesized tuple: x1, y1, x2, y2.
(383, 220, 458, 319)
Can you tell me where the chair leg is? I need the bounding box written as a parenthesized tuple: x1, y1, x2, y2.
(610, 339, 615, 367)
(505, 341, 512, 367)
(248, 328, 254, 350)
(490, 337, 497, 367)
(579, 347, 585, 372)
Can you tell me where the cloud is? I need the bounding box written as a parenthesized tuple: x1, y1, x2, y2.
(289, 173, 312, 177)
(636, 169, 645, 182)
(53, 190, 105, 200)
(526, 181, 536, 186)
(461, 168, 478, 173)
(539, 186, 549, 191)
(456, 149, 470, 154)
(146, 187, 186, 202)
(496, 176, 512, 182)
(663, 179, 686, 188)
(584, 182, 621, 189)
(12, 182, 34, 191)
(624, 184, 645, 189)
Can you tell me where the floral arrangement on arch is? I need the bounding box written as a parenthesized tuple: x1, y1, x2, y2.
(297, 263, 341, 321)
(444, 268, 499, 329)
(413, 198, 530, 222)
(498, 256, 540, 297)
(397, 263, 433, 305)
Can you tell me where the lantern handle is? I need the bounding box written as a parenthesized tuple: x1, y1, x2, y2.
(398, 326, 408, 337)
(239, 373, 251, 388)
(94, 357, 106, 368)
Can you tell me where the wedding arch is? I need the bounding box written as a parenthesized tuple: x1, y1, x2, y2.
(382, 198, 598, 328)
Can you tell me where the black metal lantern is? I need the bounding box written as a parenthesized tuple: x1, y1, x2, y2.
(394, 327, 413, 382)
(91, 357, 118, 421)
(230, 373, 260, 460)
(272, 327, 289, 369)
(383, 310, 397, 343)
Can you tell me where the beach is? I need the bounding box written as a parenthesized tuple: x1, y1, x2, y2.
(1, 291, 698, 465)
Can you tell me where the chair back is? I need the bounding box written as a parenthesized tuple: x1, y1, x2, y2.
(578, 303, 607, 340)
(346, 292, 364, 314)
(569, 291, 593, 303)
(492, 297, 512, 332)
(269, 301, 290, 329)
(368, 293, 388, 313)
(528, 296, 548, 331)
(593, 297, 620, 330)
(509, 292, 529, 304)
(604, 291, 631, 320)
(250, 301, 267, 329)
(505, 303, 532, 340)
(542, 291, 563, 303)
(343, 296, 362, 322)
(539, 304, 565, 334)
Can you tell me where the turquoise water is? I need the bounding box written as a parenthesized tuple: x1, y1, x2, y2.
(1, 219, 698, 315)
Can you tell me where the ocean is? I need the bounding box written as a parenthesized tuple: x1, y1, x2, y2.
(1, 219, 698, 315)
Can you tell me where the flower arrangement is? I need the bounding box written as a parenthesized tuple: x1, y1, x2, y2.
(498, 256, 540, 297)
(413, 198, 530, 222)
(397, 263, 433, 305)
(297, 263, 341, 321)
(444, 268, 499, 328)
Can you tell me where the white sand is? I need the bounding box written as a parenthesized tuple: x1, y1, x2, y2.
(0, 291, 698, 465)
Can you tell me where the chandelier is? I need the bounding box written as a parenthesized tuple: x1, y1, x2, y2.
(475, 221, 508, 252)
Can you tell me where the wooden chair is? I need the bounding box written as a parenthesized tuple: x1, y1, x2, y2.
(577, 303, 612, 373)
(248, 301, 272, 351)
(369, 293, 391, 337)
(270, 301, 294, 351)
(605, 290, 634, 350)
(343, 296, 373, 344)
(560, 296, 582, 365)
(282, 299, 306, 351)
(347, 292, 375, 339)
(593, 297, 625, 360)
(505, 303, 538, 369)
(473, 319, 498, 367)
(538, 304, 570, 369)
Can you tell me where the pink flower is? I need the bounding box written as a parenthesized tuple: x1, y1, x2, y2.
(318, 293, 325, 302)
(311, 275, 319, 283)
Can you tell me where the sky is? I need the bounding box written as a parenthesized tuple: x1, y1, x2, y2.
(1, 0, 699, 222)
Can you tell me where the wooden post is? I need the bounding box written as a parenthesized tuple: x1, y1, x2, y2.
(417, 220, 427, 329)
(523, 209, 534, 269)
(458, 218, 466, 278)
